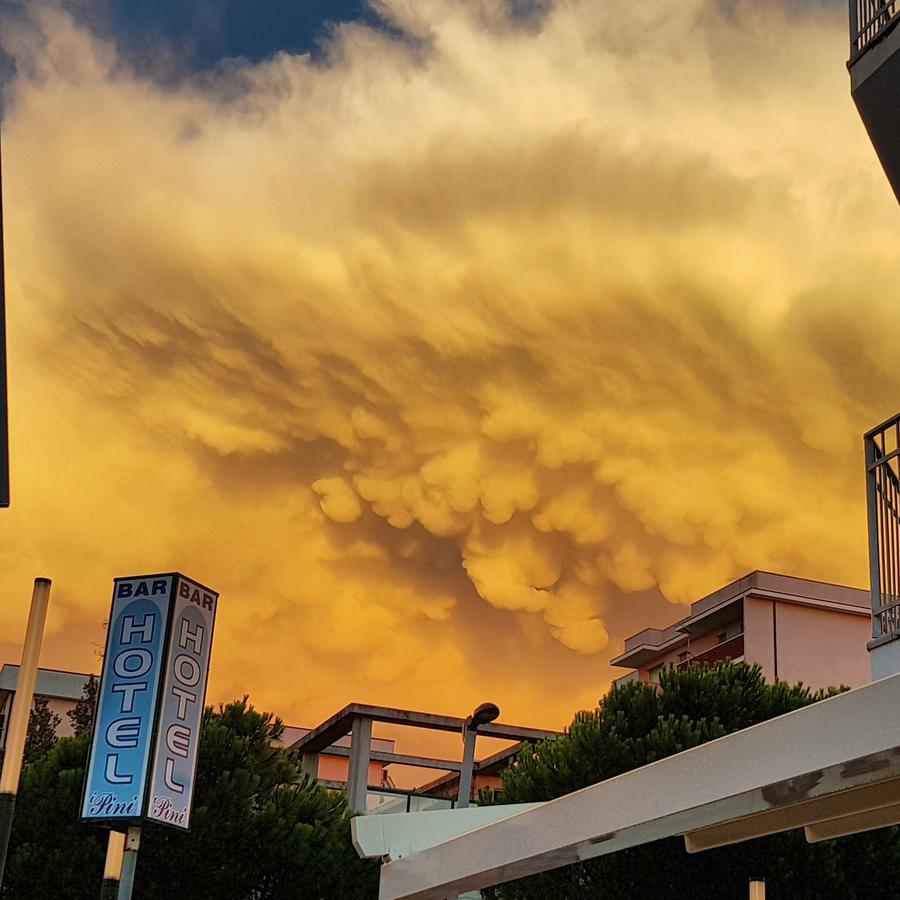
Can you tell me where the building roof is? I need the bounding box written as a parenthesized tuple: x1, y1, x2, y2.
(610, 571, 871, 670)
(0, 665, 90, 701)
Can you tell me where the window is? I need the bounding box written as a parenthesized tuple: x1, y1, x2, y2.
(716, 631, 727, 644)
(677, 651, 689, 662)
(649, 664, 664, 684)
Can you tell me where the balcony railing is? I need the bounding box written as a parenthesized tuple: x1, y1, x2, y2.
(865, 415, 900, 642)
(851, 0, 900, 61)
(676, 634, 744, 671)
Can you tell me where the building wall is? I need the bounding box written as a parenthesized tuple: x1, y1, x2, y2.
(743, 596, 870, 689)
(316, 754, 388, 787)
(0, 694, 78, 749)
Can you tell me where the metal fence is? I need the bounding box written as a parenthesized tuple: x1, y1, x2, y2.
(851, 0, 900, 59)
(865, 414, 900, 640)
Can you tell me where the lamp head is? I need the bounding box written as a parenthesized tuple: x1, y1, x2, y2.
(468, 701, 500, 730)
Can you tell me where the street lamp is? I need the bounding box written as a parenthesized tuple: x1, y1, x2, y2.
(457, 702, 500, 809)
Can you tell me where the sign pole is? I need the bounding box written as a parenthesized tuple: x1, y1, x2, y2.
(116, 826, 141, 900)
(0, 578, 52, 886)
(100, 830, 124, 899)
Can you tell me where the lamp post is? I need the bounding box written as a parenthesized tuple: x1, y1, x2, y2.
(749, 877, 766, 899)
(457, 702, 500, 809)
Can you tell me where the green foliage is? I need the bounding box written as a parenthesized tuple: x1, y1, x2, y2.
(23, 696, 61, 765)
(2, 697, 378, 899)
(67, 675, 99, 738)
(487, 662, 900, 899)
(3, 734, 105, 900)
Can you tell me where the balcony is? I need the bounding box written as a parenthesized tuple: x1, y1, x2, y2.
(849, 2, 900, 201)
(677, 634, 744, 671)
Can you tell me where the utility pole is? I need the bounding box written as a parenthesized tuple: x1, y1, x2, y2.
(0, 118, 10, 506)
(0, 579, 52, 884)
(100, 830, 124, 899)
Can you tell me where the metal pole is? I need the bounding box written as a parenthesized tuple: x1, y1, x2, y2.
(749, 877, 766, 900)
(866, 435, 884, 637)
(0, 116, 9, 508)
(0, 578, 52, 885)
(457, 727, 478, 809)
(116, 826, 141, 900)
(100, 830, 125, 900)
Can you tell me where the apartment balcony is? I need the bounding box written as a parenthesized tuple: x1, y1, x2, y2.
(849, 2, 900, 201)
(676, 634, 745, 671)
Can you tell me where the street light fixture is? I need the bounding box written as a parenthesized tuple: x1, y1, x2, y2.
(457, 702, 500, 809)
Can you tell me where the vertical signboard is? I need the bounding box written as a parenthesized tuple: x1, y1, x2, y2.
(81, 576, 174, 821)
(81, 572, 218, 830)
(146, 575, 218, 829)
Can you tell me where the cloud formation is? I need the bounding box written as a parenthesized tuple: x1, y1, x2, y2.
(0, 0, 898, 729)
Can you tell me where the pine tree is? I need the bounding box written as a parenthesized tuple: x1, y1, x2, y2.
(487, 662, 900, 900)
(67, 674, 99, 737)
(23, 696, 61, 765)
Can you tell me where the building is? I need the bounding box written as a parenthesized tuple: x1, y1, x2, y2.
(610, 571, 871, 689)
(0, 664, 90, 750)
(848, 0, 900, 200)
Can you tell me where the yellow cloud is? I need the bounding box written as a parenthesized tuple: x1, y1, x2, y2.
(0, 0, 895, 729)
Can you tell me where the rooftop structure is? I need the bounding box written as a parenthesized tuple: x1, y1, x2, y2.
(848, 1, 900, 200)
(0, 664, 90, 748)
(610, 570, 871, 689)
(290, 703, 561, 812)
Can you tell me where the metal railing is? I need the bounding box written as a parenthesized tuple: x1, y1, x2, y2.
(865, 414, 900, 641)
(851, 0, 900, 60)
(676, 634, 744, 671)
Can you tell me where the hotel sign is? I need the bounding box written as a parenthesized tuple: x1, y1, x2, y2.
(81, 573, 218, 830)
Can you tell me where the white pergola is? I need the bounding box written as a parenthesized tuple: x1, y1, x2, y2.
(354, 671, 900, 900)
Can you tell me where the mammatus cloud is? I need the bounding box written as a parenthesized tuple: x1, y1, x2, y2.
(0, 0, 897, 728)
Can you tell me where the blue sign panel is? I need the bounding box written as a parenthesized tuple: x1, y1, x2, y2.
(146, 576, 218, 829)
(81, 576, 173, 821)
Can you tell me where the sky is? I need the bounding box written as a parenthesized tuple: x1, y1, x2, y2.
(0, 0, 898, 752)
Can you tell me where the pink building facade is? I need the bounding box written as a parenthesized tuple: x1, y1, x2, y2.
(611, 571, 872, 690)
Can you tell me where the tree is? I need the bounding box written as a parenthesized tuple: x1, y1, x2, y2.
(22, 696, 60, 765)
(137, 697, 378, 899)
(67, 675, 99, 737)
(2, 734, 105, 900)
(485, 662, 900, 900)
(1, 697, 378, 899)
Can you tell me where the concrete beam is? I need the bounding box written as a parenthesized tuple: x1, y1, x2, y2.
(290, 702, 559, 756)
(322, 744, 465, 772)
(376, 672, 900, 900)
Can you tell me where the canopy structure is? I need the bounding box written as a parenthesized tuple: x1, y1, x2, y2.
(356, 671, 900, 900)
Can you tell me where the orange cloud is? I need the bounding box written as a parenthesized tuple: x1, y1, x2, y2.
(0, 0, 897, 732)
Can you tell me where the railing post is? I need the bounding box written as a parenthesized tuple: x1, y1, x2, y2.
(866, 435, 883, 638)
(850, 0, 859, 56)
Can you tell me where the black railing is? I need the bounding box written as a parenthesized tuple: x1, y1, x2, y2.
(851, 0, 900, 60)
(865, 414, 900, 640)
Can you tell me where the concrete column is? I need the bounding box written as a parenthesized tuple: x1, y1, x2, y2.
(300, 752, 319, 782)
(457, 728, 478, 809)
(347, 717, 372, 813)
